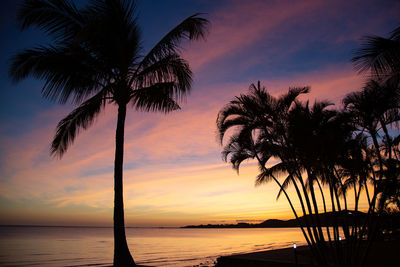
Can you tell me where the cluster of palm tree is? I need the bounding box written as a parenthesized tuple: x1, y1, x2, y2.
(217, 25, 399, 266)
(9, 0, 208, 266)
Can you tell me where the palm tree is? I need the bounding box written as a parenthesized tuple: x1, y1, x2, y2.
(351, 25, 400, 216)
(9, 0, 209, 266)
(216, 82, 326, 258)
(217, 82, 385, 266)
(343, 79, 400, 213)
(284, 101, 375, 265)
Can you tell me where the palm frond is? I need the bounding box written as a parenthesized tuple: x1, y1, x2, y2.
(229, 150, 253, 173)
(276, 174, 293, 200)
(216, 88, 271, 144)
(134, 54, 192, 101)
(221, 130, 256, 173)
(18, 0, 83, 41)
(390, 25, 400, 41)
(130, 82, 181, 113)
(278, 86, 310, 113)
(255, 169, 274, 186)
(9, 45, 104, 104)
(257, 141, 282, 163)
(82, 0, 141, 69)
(217, 102, 247, 127)
(352, 34, 400, 78)
(216, 102, 252, 143)
(217, 117, 252, 144)
(51, 89, 107, 157)
(89, 0, 137, 26)
(139, 13, 209, 67)
(311, 100, 334, 114)
(256, 162, 288, 186)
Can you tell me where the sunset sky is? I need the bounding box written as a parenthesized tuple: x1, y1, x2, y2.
(0, 0, 399, 227)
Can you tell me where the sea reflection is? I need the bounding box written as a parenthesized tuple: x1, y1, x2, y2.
(0, 226, 306, 266)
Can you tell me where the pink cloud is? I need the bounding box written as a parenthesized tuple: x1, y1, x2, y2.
(0, 64, 364, 202)
(180, 0, 399, 82)
(3, 0, 392, 227)
(260, 64, 365, 105)
(183, 0, 324, 71)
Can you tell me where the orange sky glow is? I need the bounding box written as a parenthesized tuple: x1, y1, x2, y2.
(0, 0, 398, 226)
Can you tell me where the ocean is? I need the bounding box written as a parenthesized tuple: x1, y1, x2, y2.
(0, 226, 306, 266)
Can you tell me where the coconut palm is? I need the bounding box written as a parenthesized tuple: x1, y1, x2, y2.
(217, 82, 387, 266)
(284, 101, 377, 265)
(216, 82, 327, 257)
(9, 0, 209, 266)
(350, 25, 400, 217)
(218, 83, 308, 231)
(344, 79, 400, 212)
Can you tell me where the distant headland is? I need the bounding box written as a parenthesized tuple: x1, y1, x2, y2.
(181, 211, 399, 228)
(182, 218, 297, 228)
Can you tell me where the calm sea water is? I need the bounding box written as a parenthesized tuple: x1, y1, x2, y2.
(0, 226, 306, 266)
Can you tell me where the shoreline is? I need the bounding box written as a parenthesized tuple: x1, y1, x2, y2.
(216, 245, 311, 267)
(215, 239, 400, 267)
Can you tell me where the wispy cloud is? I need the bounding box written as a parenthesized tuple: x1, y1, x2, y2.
(1, 0, 398, 226)
(0, 63, 369, 226)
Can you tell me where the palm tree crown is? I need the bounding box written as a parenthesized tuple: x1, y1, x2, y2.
(10, 0, 208, 157)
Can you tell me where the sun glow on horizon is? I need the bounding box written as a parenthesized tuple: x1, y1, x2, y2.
(1, 0, 398, 227)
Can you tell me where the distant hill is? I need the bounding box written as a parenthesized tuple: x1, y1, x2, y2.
(182, 218, 296, 228)
(182, 210, 369, 228)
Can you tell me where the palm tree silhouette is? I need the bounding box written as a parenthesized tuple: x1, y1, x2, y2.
(350, 25, 400, 215)
(216, 82, 328, 259)
(216, 25, 400, 267)
(344, 79, 400, 212)
(217, 82, 386, 266)
(9, 1, 209, 266)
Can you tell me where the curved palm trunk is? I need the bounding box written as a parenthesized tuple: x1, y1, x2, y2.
(114, 104, 136, 266)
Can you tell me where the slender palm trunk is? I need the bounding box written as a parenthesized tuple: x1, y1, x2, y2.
(371, 132, 383, 181)
(380, 119, 392, 160)
(333, 167, 347, 211)
(316, 177, 332, 241)
(255, 153, 313, 248)
(364, 179, 371, 206)
(297, 171, 321, 243)
(114, 104, 135, 267)
(307, 172, 325, 243)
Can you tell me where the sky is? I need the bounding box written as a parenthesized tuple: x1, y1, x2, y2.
(0, 0, 399, 227)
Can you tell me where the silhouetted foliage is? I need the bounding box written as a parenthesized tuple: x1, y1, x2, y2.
(218, 76, 399, 266)
(217, 28, 400, 264)
(9, 1, 209, 266)
(352, 25, 400, 82)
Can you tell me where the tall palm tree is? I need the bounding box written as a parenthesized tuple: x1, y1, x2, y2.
(216, 82, 324, 255)
(9, 0, 209, 266)
(343, 79, 400, 212)
(217, 82, 383, 266)
(351, 25, 400, 216)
